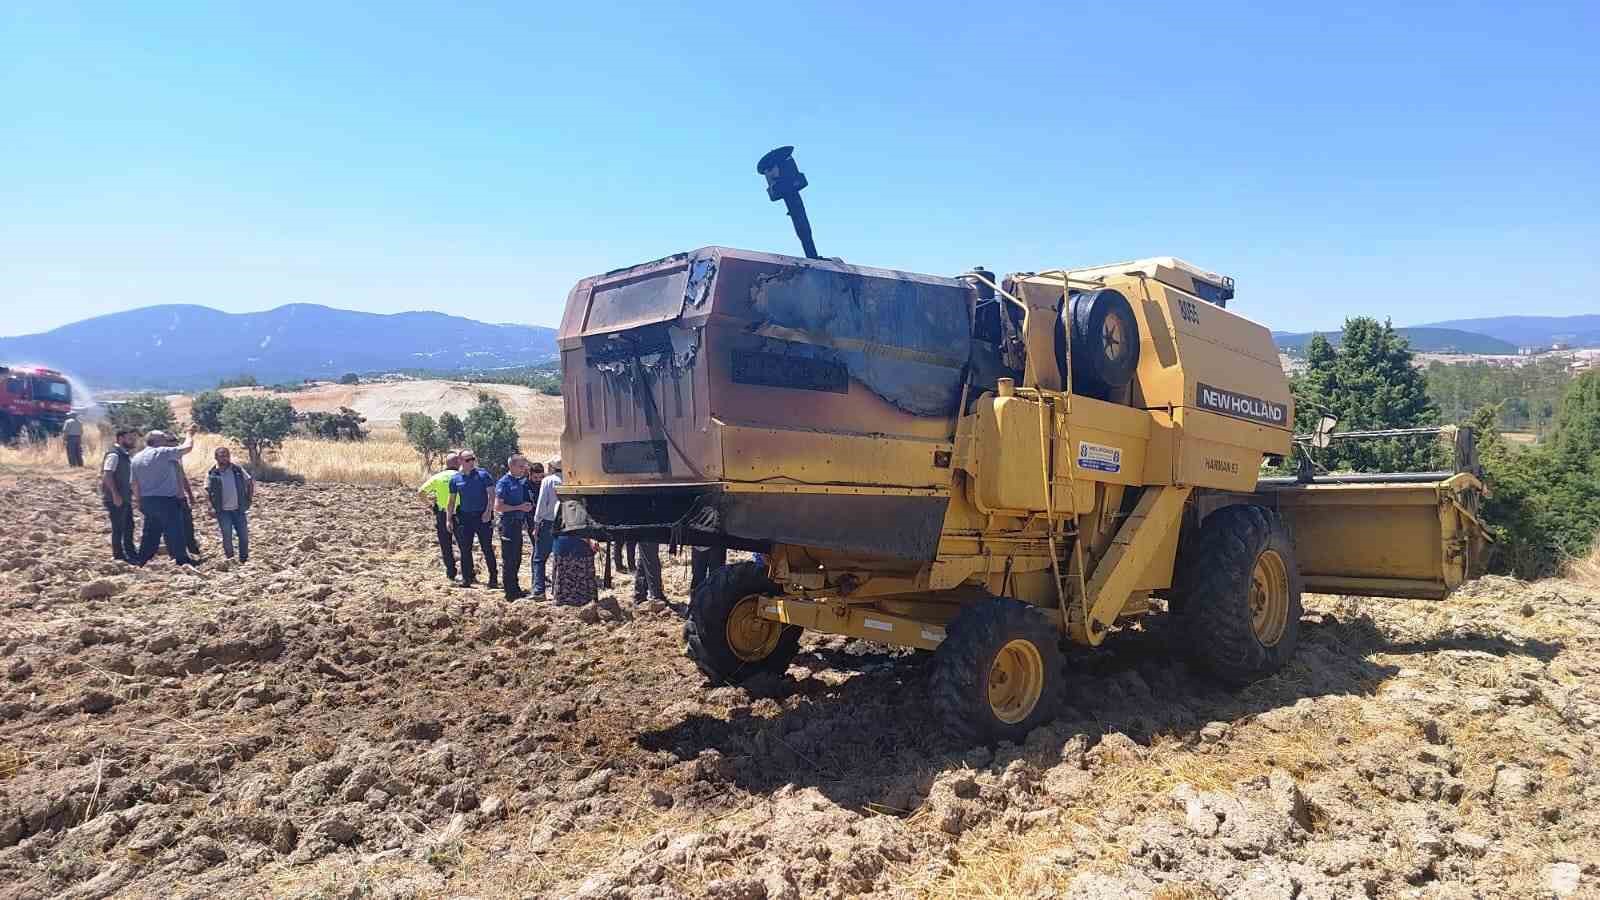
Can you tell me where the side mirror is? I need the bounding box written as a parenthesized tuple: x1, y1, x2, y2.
(1310, 415, 1338, 449)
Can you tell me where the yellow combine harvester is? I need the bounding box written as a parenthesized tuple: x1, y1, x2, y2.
(556, 148, 1487, 743)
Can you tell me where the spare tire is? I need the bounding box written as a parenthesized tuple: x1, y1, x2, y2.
(1056, 288, 1139, 398)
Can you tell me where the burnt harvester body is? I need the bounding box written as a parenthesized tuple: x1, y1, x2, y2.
(556, 150, 1486, 744)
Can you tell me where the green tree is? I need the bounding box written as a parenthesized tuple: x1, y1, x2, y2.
(299, 406, 367, 440)
(1551, 370, 1600, 464)
(220, 395, 297, 467)
(190, 390, 227, 433)
(218, 374, 258, 389)
(1469, 371, 1600, 578)
(109, 394, 176, 435)
(1289, 318, 1441, 471)
(464, 395, 519, 475)
(438, 411, 467, 447)
(338, 372, 361, 385)
(401, 412, 449, 469)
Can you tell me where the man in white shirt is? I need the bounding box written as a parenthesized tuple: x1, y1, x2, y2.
(62, 413, 84, 467)
(531, 458, 562, 598)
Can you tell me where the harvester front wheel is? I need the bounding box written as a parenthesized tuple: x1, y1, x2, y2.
(929, 598, 1065, 746)
(1172, 505, 1303, 685)
(684, 562, 801, 684)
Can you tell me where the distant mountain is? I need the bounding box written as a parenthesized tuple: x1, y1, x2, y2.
(1274, 327, 1517, 355)
(1410, 315, 1600, 349)
(0, 304, 558, 392)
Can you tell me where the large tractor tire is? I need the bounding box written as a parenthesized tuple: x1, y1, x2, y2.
(929, 597, 1065, 746)
(1171, 505, 1303, 685)
(1058, 288, 1140, 399)
(684, 562, 801, 684)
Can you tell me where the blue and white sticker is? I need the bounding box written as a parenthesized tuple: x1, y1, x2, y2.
(1077, 441, 1123, 474)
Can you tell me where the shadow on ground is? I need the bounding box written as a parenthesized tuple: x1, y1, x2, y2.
(638, 607, 1566, 811)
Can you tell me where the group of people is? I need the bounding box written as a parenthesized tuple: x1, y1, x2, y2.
(419, 452, 589, 602)
(417, 451, 695, 607)
(99, 424, 255, 567)
(85, 426, 730, 604)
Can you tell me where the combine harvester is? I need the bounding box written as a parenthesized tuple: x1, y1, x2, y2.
(556, 148, 1487, 743)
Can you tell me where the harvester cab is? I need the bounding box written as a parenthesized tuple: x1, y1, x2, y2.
(556, 148, 1487, 744)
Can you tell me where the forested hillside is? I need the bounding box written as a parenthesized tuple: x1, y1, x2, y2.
(1426, 357, 1578, 436)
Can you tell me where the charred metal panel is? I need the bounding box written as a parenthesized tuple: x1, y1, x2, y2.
(602, 439, 669, 474)
(731, 343, 849, 394)
(721, 492, 948, 560)
(742, 262, 969, 417)
(560, 487, 949, 561)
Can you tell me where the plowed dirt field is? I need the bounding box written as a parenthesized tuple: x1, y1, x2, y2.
(1, 469, 1596, 899)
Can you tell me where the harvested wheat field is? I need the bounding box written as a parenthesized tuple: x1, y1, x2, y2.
(0, 466, 1597, 899)
(167, 381, 564, 440)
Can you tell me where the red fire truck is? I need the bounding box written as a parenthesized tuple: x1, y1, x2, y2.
(0, 365, 74, 440)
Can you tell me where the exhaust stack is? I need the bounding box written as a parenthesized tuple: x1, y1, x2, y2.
(756, 146, 821, 260)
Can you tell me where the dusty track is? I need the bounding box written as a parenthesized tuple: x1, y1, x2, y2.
(0, 469, 1596, 899)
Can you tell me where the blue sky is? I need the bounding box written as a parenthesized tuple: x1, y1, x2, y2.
(3, 1, 1597, 336)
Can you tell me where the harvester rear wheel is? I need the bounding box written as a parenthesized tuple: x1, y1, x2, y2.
(684, 562, 801, 684)
(929, 598, 1065, 746)
(1171, 505, 1303, 685)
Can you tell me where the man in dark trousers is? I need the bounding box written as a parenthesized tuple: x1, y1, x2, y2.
(417, 451, 461, 582)
(633, 542, 667, 606)
(100, 427, 140, 561)
(690, 546, 727, 600)
(130, 425, 199, 566)
(530, 458, 563, 599)
(62, 413, 84, 467)
(170, 435, 204, 560)
(495, 455, 535, 600)
(446, 450, 497, 589)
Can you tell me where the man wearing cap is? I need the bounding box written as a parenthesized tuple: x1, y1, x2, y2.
(130, 425, 199, 566)
(100, 427, 140, 561)
(418, 451, 462, 582)
(530, 458, 563, 599)
(62, 413, 84, 467)
(495, 455, 536, 600)
(446, 450, 498, 589)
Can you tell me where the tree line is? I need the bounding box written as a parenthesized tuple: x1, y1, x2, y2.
(107, 393, 366, 468)
(1425, 356, 1575, 437)
(1292, 317, 1600, 578)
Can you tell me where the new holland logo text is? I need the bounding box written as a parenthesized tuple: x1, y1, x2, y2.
(1196, 382, 1287, 427)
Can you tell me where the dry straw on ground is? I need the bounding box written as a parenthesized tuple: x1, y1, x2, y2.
(1569, 540, 1600, 588)
(0, 427, 558, 487)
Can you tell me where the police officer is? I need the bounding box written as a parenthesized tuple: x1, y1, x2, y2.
(446, 450, 498, 589)
(495, 455, 536, 600)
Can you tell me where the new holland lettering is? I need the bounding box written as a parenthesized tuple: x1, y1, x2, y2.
(1195, 382, 1288, 427)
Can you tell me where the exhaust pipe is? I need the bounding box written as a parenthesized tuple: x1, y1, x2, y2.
(756, 146, 821, 260)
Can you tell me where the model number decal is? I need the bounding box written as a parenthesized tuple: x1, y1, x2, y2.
(1204, 457, 1241, 474)
(1196, 382, 1288, 426)
(1076, 441, 1123, 474)
(1176, 297, 1202, 325)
